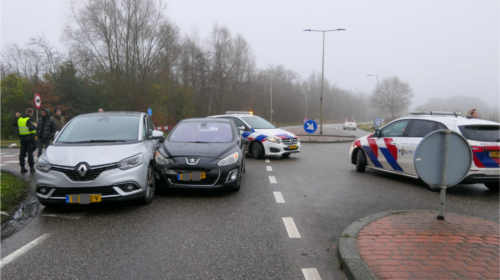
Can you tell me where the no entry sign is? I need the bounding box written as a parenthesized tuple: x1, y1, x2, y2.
(34, 93, 42, 109)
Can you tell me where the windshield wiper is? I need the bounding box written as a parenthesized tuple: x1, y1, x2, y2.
(69, 140, 127, 143)
(193, 141, 210, 143)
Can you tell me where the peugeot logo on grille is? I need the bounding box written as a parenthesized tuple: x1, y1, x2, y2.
(76, 163, 88, 177)
(186, 158, 200, 165)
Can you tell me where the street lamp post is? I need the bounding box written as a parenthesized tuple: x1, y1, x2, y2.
(304, 28, 345, 135)
(355, 88, 363, 122)
(367, 74, 378, 90)
(270, 73, 281, 124)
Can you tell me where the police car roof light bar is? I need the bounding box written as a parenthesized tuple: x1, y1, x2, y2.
(409, 111, 462, 117)
(226, 111, 252, 115)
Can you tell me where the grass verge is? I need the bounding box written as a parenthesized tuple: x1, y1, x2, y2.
(1, 172, 29, 224)
(357, 124, 376, 132)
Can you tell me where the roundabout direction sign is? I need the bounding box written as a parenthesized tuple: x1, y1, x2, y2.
(414, 129, 472, 220)
(303, 120, 317, 140)
(147, 108, 153, 116)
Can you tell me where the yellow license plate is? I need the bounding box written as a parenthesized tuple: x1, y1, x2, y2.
(289, 145, 298, 150)
(489, 151, 499, 158)
(66, 194, 102, 204)
(178, 173, 206, 180)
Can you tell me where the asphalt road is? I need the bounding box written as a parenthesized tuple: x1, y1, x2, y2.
(1, 124, 498, 280)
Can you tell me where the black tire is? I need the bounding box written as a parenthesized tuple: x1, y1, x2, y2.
(355, 149, 366, 173)
(282, 154, 290, 158)
(485, 182, 499, 191)
(140, 165, 156, 204)
(231, 166, 243, 192)
(251, 142, 264, 159)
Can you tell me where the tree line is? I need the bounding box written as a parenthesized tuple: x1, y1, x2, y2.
(2, 0, 418, 140)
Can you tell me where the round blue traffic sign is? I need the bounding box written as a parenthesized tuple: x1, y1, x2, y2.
(147, 108, 153, 116)
(303, 120, 317, 134)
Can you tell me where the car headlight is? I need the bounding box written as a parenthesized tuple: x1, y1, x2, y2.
(155, 151, 169, 165)
(118, 153, 143, 170)
(36, 158, 52, 173)
(266, 136, 281, 144)
(217, 152, 239, 166)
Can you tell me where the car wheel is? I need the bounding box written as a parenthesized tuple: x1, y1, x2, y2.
(485, 182, 499, 191)
(282, 154, 290, 158)
(355, 149, 366, 173)
(140, 165, 156, 204)
(343, 127, 345, 130)
(251, 142, 264, 159)
(232, 166, 243, 192)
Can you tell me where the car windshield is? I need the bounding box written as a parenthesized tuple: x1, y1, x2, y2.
(56, 115, 140, 143)
(458, 125, 500, 142)
(241, 116, 275, 129)
(168, 121, 233, 143)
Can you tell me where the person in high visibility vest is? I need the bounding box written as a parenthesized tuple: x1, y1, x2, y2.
(12, 108, 38, 173)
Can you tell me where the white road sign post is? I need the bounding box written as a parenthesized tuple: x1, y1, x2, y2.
(34, 93, 41, 123)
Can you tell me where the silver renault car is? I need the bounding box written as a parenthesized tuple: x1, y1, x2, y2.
(35, 112, 164, 206)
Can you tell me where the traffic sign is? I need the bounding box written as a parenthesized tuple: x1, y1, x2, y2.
(147, 108, 152, 116)
(303, 120, 317, 134)
(34, 93, 41, 109)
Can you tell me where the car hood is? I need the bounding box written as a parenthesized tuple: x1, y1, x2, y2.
(252, 128, 297, 139)
(45, 143, 144, 166)
(163, 142, 237, 159)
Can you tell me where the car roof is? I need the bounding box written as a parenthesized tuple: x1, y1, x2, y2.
(182, 117, 232, 123)
(395, 115, 499, 126)
(209, 114, 257, 118)
(77, 111, 144, 117)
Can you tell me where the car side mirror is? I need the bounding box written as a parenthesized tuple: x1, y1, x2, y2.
(151, 130, 164, 139)
(374, 129, 380, 137)
(237, 125, 245, 131)
(242, 138, 249, 145)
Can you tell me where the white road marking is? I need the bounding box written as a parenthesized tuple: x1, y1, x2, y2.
(269, 176, 277, 184)
(42, 213, 87, 220)
(266, 166, 273, 172)
(0, 164, 5, 167)
(0, 155, 16, 157)
(282, 217, 301, 238)
(265, 159, 270, 163)
(4, 161, 20, 163)
(273, 192, 285, 203)
(302, 268, 322, 280)
(0, 233, 51, 268)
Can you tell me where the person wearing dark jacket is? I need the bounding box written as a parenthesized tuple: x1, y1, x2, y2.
(12, 108, 38, 173)
(51, 107, 65, 132)
(37, 108, 57, 158)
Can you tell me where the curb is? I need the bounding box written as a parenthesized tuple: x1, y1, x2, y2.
(337, 210, 438, 280)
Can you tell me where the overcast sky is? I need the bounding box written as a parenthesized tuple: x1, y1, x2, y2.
(1, 0, 499, 109)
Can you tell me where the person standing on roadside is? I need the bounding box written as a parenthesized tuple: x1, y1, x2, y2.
(466, 108, 478, 119)
(98, 108, 104, 112)
(51, 107, 65, 133)
(37, 108, 57, 158)
(12, 108, 37, 173)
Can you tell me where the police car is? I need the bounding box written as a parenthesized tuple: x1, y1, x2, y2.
(208, 111, 300, 159)
(349, 111, 500, 191)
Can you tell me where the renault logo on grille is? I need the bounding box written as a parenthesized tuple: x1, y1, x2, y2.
(186, 158, 200, 165)
(76, 163, 88, 177)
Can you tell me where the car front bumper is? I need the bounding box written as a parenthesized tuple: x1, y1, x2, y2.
(35, 163, 148, 204)
(263, 141, 301, 156)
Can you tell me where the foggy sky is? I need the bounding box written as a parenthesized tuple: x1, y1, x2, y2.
(1, 0, 499, 109)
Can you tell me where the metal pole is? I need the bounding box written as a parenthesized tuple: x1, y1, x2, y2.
(270, 76, 273, 123)
(320, 32, 325, 135)
(305, 91, 308, 121)
(437, 130, 451, 220)
(36, 109, 38, 123)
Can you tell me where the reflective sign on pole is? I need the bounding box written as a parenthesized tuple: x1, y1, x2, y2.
(147, 108, 153, 116)
(34, 93, 42, 109)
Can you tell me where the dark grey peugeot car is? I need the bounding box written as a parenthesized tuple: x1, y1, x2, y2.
(154, 118, 248, 191)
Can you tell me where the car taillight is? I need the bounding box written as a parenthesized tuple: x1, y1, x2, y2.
(471, 146, 485, 153)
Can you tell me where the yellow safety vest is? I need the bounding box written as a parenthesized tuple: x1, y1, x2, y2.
(18, 117, 36, 136)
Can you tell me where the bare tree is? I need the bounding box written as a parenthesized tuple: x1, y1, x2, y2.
(370, 76, 414, 119)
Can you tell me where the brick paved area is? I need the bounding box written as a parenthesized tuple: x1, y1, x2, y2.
(357, 212, 499, 280)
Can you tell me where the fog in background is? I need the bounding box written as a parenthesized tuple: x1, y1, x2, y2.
(1, 0, 499, 118)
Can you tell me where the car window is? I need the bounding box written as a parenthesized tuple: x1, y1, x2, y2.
(168, 121, 234, 143)
(142, 117, 147, 139)
(407, 120, 437, 137)
(458, 125, 500, 142)
(346, 119, 355, 123)
(223, 116, 248, 130)
(56, 115, 140, 142)
(380, 120, 410, 137)
(147, 116, 156, 134)
(437, 123, 447, 130)
(241, 116, 275, 129)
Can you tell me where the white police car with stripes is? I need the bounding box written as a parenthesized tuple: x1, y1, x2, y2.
(209, 111, 300, 159)
(349, 111, 499, 191)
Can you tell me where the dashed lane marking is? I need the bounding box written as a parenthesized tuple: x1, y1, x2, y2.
(0, 155, 16, 157)
(273, 192, 285, 203)
(0, 164, 5, 167)
(0, 233, 51, 268)
(269, 176, 277, 184)
(265, 159, 270, 163)
(4, 161, 20, 163)
(302, 268, 322, 280)
(282, 217, 301, 238)
(266, 166, 273, 171)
